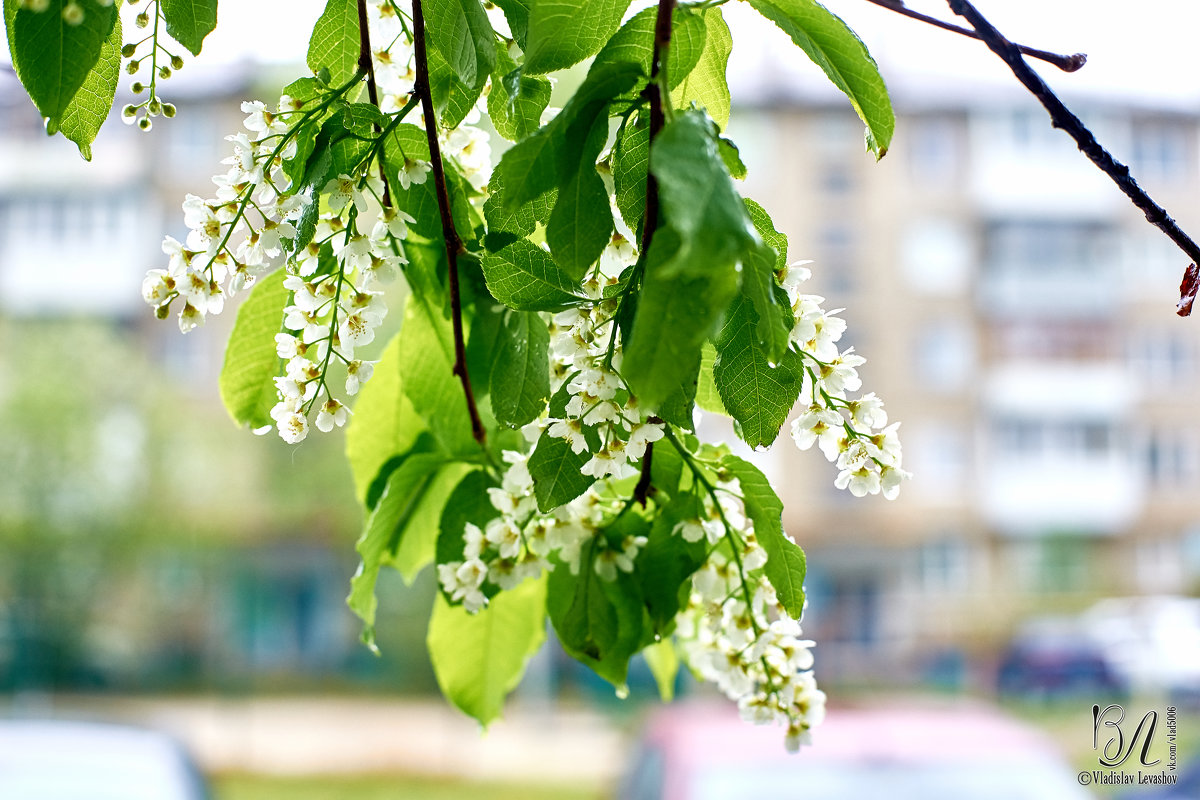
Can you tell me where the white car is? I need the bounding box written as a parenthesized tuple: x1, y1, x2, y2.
(1081, 596, 1200, 696)
(0, 720, 210, 800)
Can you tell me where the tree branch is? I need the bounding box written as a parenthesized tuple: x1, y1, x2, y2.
(864, 0, 1085, 72)
(356, 0, 392, 208)
(411, 0, 488, 443)
(947, 0, 1200, 316)
(633, 0, 677, 507)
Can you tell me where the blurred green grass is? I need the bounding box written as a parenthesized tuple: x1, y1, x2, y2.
(214, 773, 606, 800)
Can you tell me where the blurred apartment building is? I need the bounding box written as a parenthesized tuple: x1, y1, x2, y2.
(737, 77, 1200, 685)
(3, 58, 1200, 691)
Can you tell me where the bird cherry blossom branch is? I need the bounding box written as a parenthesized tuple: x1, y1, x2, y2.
(411, 0, 488, 444)
(945, 0, 1200, 316)
(862, 0, 1085, 72)
(632, 0, 678, 507)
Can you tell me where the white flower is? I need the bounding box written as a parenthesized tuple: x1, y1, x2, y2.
(790, 405, 845, 460)
(835, 465, 881, 497)
(396, 158, 430, 190)
(818, 349, 866, 395)
(625, 421, 664, 460)
(847, 392, 887, 430)
(142, 269, 175, 307)
(485, 518, 522, 560)
(345, 360, 374, 395)
(316, 399, 349, 432)
(547, 418, 589, 454)
(271, 399, 309, 444)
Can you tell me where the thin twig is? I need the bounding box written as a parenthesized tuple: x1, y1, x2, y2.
(411, 0, 488, 442)
(633, 0, 677, 507)
(864, 0, 1085, 72)
(356, 0, 392, 208)
(947, 0, 1200, 316)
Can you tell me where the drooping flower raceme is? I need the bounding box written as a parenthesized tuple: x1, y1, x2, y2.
(135, 0, 910, 755)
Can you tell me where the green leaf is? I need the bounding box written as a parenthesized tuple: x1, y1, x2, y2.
(547, 547, 645, 687)
(161, 0, 219, 56)
(52, 10, 120, 160)
(722, 455, 807, 617)
(649, 109, 760, 281)
(622, 233, 737, 410)
(348, 455, 468, 647)
(718, 136, 746, 179)
(492, 125, 559, 212)
(523, 0, 632, 74)
(592, 4, 706, 94)
(489, 56, 552, 142)
(713, 296, 804, 448)
(436, 470, 499, 568)
(428, 575, 548, 726)
(490, 311, 551, 427)
(492, 61, 640, 216)
(218, 270, 287, 431)
(695, 341, 727, 416)
(307, 0, 360, 86)
(642, 640, 679, 702)
(744, 198, 788, 268)
(746, 0, 893, 158)
(529, 430, 591, 512)
(5, 0, 117, 131)
(671, 7, 732, 130)
(636, 496, 707, 632)
(345, 332, 431, 505)
(425, 0, 497, 88)
(397, 294, 482, 459)
(481, 239, 582, 311)
(655, 353, 699, 431)
(546, 123, 614, 279)
(648, 436, 685, 499)
(740, 199, 794, 365)
(426, 40, 487, 129)
(612, 118, 649, 237)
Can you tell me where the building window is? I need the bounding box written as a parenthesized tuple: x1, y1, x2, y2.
(1142, 429, 1199, 488)
(986, 219, 1115, 277)
(1127, 328, 1196, 386)
(908, 115, 961, 185)
(919, 537, 971, 593)
(1131, 119, 1190, 185)
(816, 223, 856, 293)
(914, 319, 974, 391)
(900, 218, 972, 295)
(992, 417, 1117, 460)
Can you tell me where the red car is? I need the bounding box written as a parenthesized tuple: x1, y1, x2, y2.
(620, 701, 1094, 800)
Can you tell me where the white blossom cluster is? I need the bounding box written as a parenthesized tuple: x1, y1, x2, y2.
(141, 92, 311, 333)
(673, 475, 826, 753)
(269, 197, 412, 443)
(782, 262, 910, 499)
(144, 0, 500, 444)
(437, 445, 649, 611)
(545, 228, 664, 482)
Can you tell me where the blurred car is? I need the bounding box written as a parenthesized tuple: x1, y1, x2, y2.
(619, 701, 1094, 800)
(997, 617, 1127, 699)
(0, 720, 210, 800)
(1081, 596, 1200, 701)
